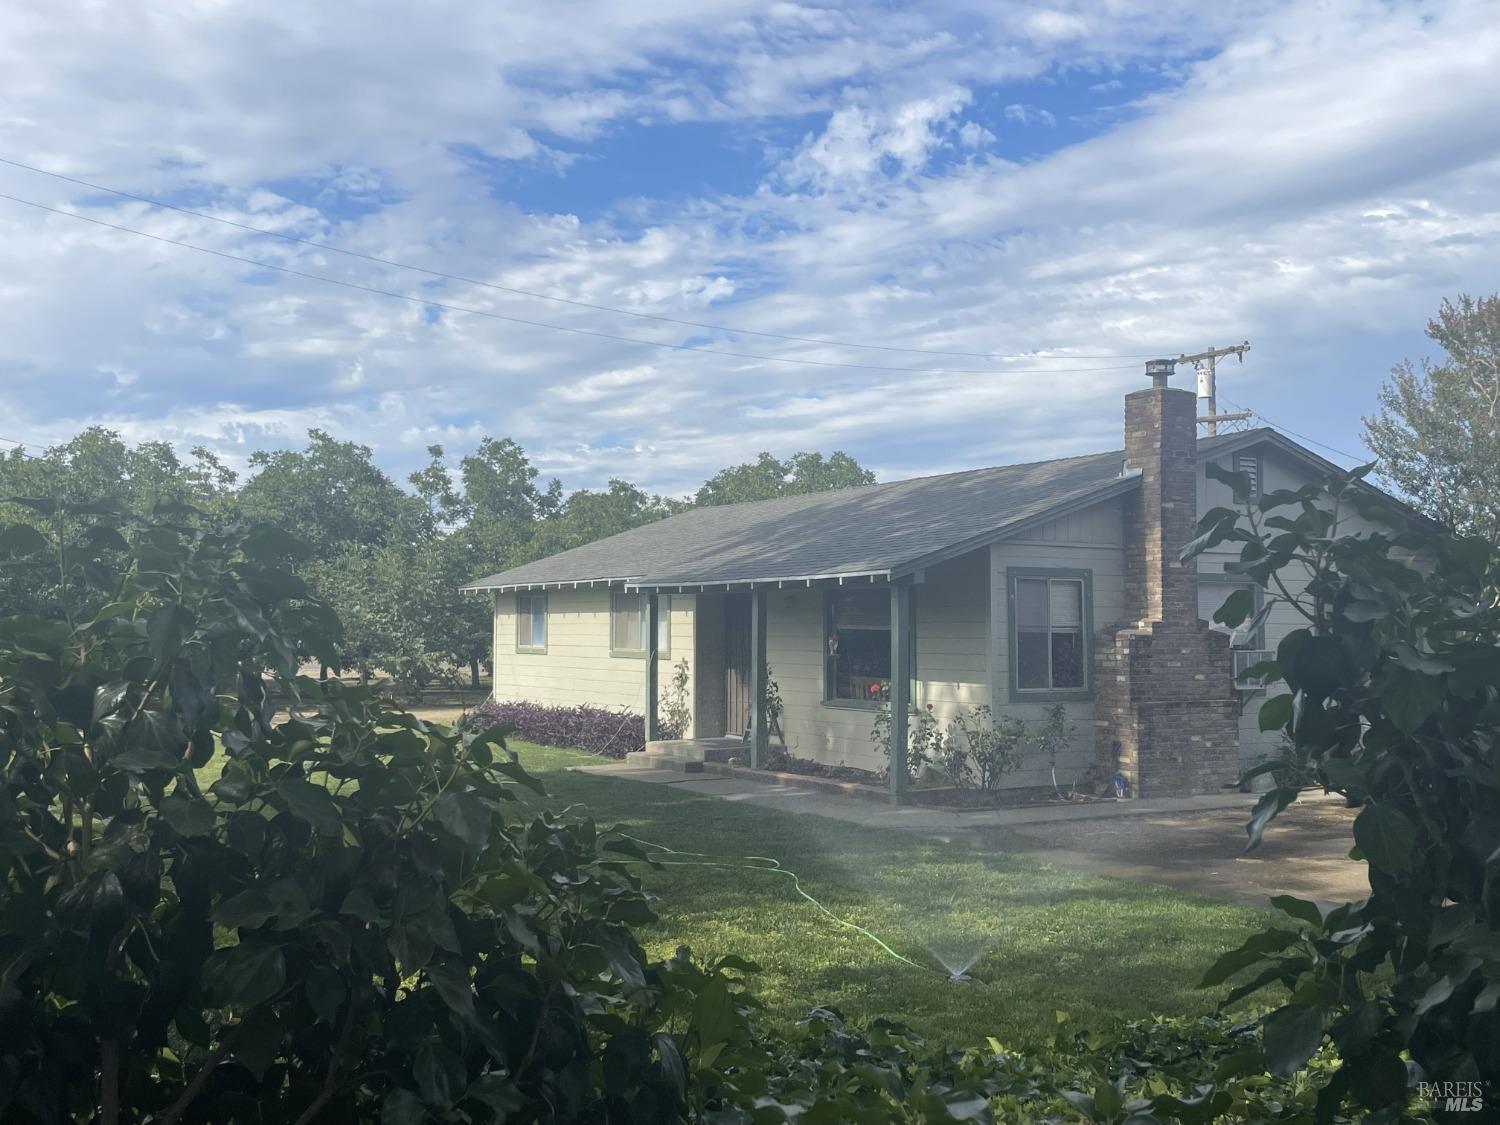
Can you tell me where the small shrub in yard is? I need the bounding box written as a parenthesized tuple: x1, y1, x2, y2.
(660, 656, 691, 737)
(870, 701, 944, 780)
(944, 705, 1028, 790)
(1033, 702, 1075, 797)
(465, 698, 678, 758)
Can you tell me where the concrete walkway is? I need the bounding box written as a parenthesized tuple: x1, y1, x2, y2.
(575, 762, 1368, 909)
(573, 761, 1251, 830)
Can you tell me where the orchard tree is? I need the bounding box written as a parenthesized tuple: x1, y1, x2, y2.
(1363, 293, 1500, 540)
(0, 431, 237, 619)
(519, 479, 678, 562)
(237, 430, 417, 558)
(695, 450, 875, 507)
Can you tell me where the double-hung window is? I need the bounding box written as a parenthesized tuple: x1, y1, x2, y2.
(610, 592, 670, 657)
(515, 592, 547, 653)
(1009, 570, 1091, 699)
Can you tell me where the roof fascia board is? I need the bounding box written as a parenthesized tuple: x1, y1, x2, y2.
(459, 576, 639, 593)
(625, 569, 895, 593)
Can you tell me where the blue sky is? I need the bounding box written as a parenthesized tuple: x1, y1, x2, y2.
(0, 0, 1496, 496)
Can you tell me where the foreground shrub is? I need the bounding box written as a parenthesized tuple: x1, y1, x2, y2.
(465, 698, 678, 758)
(1187, 462, 1499, 1116)
(0, 504, 731, 1123)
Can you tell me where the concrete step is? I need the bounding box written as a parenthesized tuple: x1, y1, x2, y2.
(636, 740, 706, 773)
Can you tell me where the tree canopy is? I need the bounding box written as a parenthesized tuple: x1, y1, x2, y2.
(1363, 292, 1500, 539)
(694, 450, 875, 507)
(0, 427, 874, 695)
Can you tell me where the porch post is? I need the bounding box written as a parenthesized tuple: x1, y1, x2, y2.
(749, 586, 768, 768)
(644, 591, 660, 745)
(889, 583, 912, 805)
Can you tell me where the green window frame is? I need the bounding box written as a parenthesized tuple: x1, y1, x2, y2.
(821, 587, 916, 708)
(610, 592, 670, 658)
(1007, 568, 1093, 702)
(515, 592, 548, 654)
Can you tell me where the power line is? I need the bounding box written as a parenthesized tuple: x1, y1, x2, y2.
(1218, 397, 1369, 464)
(0, 154, 1167, 362)
(0, 189, 1149, 378)
(0, 436, 46, 460)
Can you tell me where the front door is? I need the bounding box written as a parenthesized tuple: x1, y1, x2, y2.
(724, 593, 751, 736)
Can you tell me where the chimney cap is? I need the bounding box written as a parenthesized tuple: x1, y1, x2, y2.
(1145, 358, 1174, 388)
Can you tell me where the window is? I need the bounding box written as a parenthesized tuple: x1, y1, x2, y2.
(1233, 453, 1261, 499)
(610, 592, 670, 656)
(515, 592, 547, 652)
(1199, 580, 1261, 648)
(1009, 570, 1091, 699)
(823, 588, 914, 704)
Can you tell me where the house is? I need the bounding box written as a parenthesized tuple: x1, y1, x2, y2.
(463, 365, 1405, 800)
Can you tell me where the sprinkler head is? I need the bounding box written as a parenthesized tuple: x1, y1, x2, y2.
(946, 972, 975, 984)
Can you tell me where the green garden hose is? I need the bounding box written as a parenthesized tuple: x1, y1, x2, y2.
(617, 833, 928, 972)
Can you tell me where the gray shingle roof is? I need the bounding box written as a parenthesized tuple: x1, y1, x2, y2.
(462, 427, 1421, 592)
(462, 439, 1172, 591)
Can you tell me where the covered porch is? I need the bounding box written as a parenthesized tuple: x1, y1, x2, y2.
(635, 575, 923, 804)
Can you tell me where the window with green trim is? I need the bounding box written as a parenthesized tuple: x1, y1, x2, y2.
(610, 592, 670, 656)
(1008, 570, 1092, 699)
(515, 592, 547, 652)
(822, 588, 915, 705)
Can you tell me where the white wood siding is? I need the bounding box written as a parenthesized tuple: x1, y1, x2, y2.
(491, 589, 696, 734)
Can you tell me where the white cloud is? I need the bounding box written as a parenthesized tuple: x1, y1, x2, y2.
(1023, 10, 1090, 42)
(779, 85, 975, 190)
(1003, 103, 1057, 128)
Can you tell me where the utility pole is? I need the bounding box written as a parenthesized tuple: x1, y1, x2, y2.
(1176, 341, 1251, 435)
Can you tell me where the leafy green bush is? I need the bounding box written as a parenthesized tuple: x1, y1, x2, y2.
(661, 657, 692, 738)
(0, 503, 757, 1123)
(942, 705, 1027, 790)
(1186, 461, 1500, 1117)
(870, 702, 944, 780)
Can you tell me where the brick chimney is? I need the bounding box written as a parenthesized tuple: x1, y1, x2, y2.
(1093, 359, 1239, 798)
(1122, 359, 1201, 626)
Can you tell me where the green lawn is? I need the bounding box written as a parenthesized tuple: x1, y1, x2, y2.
(515, 744, 1266, 1047)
